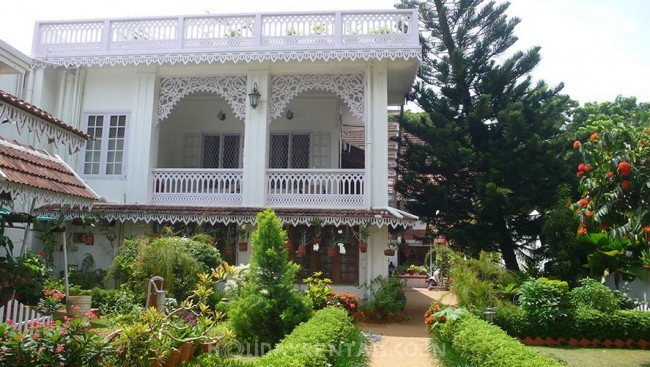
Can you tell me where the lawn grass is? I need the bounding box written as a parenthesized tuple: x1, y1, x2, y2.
(531, 347, 650, 367)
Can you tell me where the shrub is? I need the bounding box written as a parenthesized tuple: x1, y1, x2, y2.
(185, 240, 222, 271)
(304, 271, 334, 310)
(256, 307, 358, 367)
(88, 287, 140, 316)
(517, 278, 570, 325)
(429, 308, 562, 367)
(448, 251, 518, 311)
(327, 292, 363, 321)
(570, 277, 620, 312)
(495, 305, 650, 341)
(228, 209, 312, 348)
(361, 276, 406, 321)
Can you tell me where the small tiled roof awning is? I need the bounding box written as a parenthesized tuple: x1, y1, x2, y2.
(0, 138, 98, 209)
(0, 89, 91, 154)
(35, 204, 418, 228)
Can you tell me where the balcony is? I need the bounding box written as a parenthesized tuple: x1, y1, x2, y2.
(151, 168, 366, 209)
(32, 10, 420, 66)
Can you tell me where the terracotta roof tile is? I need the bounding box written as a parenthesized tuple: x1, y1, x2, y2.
(0, 89, 91, 140)
(0, 138, 97, 200)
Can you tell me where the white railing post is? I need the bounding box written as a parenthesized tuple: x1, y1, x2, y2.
(101, 19, 111, 52)
(334, 12, 343, 46)
(253, 14, 263, 48)
(176, 16, 185, 50)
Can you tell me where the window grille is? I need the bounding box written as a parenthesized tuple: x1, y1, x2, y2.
(201, 134, 242, 168)
(269, 133, 310, 168)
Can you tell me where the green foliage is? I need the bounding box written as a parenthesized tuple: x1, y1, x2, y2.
(304, 271, 334, 310)
(256, 307, 357, 367)
(185, 240, 222, 271)
(361, 276, 406, 321)
(539, 185, 588, 283)
(495, 305, 650, 341)
(395, 0, 575, 271)
(429, 309, 562, 367)
(517, 278, 570, 325)
(570, 278, 619, 312)
(449, 251, 518, 311)
(105, 236, 207, 302)
(88, 287, 140, 316)
(570, 105, 650, 282)
(1, 252, 49, 305)
(69, 253, 107, 290)
(228, 209, 312, 348)
(0, 315, 114, 366)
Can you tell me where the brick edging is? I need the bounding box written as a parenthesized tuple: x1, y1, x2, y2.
(517, 336, 650, 349)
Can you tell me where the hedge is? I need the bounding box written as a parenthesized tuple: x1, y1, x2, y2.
(434, 312, 562, 367)
(255, 307, 357, 367)
(495, 306, 650, 342)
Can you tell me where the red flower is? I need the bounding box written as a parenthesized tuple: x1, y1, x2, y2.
(590, 133, 598, 141)
(578, 163, 586, 172)
(573, 140, 581, 149)
(584, 165, 593, 172)
(599, 224, 609, 231)
(643, 226, 650, 233)
(579, 199, 589, 207)
(621, 180, 631, 189)
(618, 162, 631, 176)
(607, 171, 614, 179)
(37, 251, 45, 257)
(587, 211, 594, 218)
(578, 226, 587, 235)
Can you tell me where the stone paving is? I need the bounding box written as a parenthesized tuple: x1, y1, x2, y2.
(361, 289, 456, 367)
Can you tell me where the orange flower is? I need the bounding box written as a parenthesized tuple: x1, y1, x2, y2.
(579, 199, 589, 207)
(618, 161, 631, 176)
(590, 133, 598, 141)
(577, 163, 585, 172)
(587, 211, 594, 217)
(578, 226, 587, 235)
(621, 180, 631, 189)
(573, 140, 581, 149)
(584, 165, 593, 172)
(599, 224, 609, 231)
(643, 226, 650, 233)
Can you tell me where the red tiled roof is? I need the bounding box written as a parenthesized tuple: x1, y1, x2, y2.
(0, 89, 91, 140)
(0, 138, 97, 200)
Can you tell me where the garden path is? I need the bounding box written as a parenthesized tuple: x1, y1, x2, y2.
(361, 289, 456, 367)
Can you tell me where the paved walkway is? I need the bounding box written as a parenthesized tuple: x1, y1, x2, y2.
(361, 289, 456, 367)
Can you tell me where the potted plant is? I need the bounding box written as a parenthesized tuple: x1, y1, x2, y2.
(352, 222, 370, 253)
(296, 228, 308, 257)
(384, 240, 399, 256)
(326, 227, 341, 256)
(309, 218, 324, 248)
(238, 224, 249, 252)
(223, 225, 235, 256)
(641, 249, 650, 271)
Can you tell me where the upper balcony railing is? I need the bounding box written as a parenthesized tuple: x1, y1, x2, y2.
(32, 10, 419, 59)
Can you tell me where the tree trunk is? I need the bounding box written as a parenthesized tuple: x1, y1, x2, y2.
(495, 217, 520, 271)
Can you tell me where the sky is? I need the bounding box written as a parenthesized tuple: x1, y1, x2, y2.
(1, 0, 648, 105)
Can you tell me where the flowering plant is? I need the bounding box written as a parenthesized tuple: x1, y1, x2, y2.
(36, 289, 64, 315)
(424, 303, 464, 341)
(0, 312, 113, 366)
(327, 292, 364, 321)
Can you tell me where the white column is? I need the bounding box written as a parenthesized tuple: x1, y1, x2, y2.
(242, 71, 270, 207)
(125, 66, 158, 204)
(365, 62, 389, 208)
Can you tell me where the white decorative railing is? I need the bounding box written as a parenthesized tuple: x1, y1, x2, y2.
(0, 299, 52, 332)
(266, 169, 366, 208)
(32, 10, 419, 58)
(152, 169, 243, 206)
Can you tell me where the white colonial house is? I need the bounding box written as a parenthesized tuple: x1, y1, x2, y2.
(2, 9, 421, 292)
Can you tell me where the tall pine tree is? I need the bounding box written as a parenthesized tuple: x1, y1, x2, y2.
(395, 0, 574, 270)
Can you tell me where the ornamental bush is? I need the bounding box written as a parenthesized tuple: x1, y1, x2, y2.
(427, 307, 561, 367)
(517, 278, 570, 326)
(361, 275, 406, 321)
(228, 209, 312, 348)
(570, 277, 619, 312)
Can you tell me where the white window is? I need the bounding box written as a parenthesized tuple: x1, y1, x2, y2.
(81, 113, 128, 176)
(269, 133, 311, 168)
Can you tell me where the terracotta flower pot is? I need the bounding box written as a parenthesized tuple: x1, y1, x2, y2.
(312, 237, 321, 245)
(85, 234, 94, 246)
(327, 247, 338, 256)
(384, 249, 395, 256)
(297, 246, 306, 256)
(358, 242, 368, 253)
(284, 241, 293, 251)
(238, 242, 248, 252)
(165, 348, 180, 367)
(200, 340, 219, 354)
(224, 247, 233, 256)
(149, 357, 163, 367)
(179, 343, 193, 364)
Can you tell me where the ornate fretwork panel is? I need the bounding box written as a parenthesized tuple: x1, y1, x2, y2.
(158, 76, 247, 121)
(270, 74, 365, 120)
